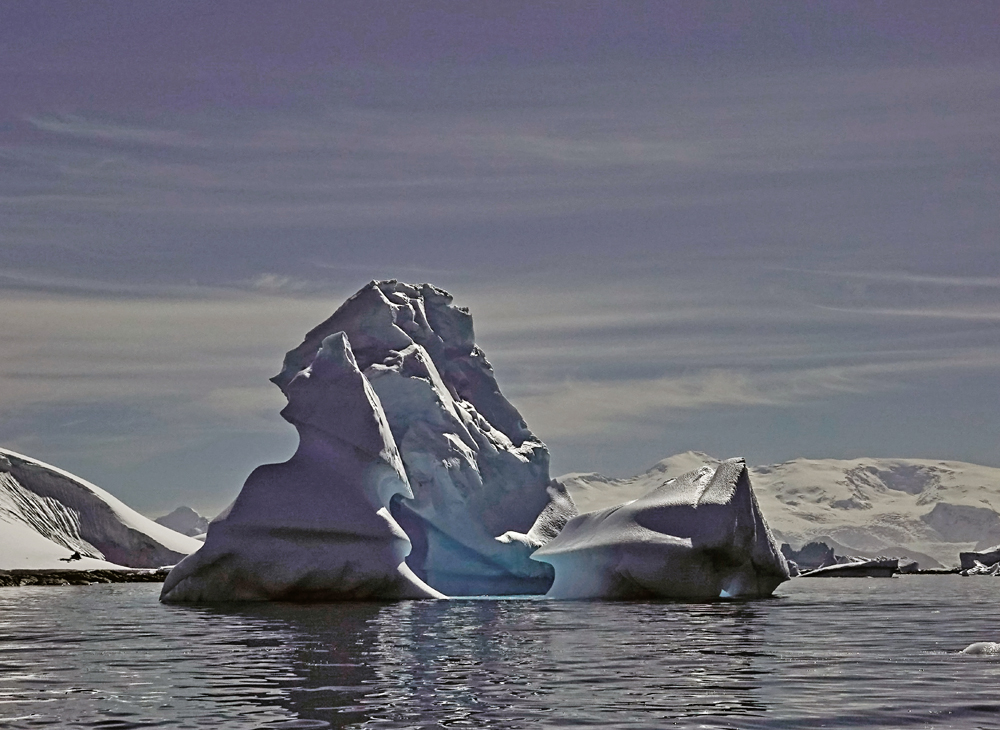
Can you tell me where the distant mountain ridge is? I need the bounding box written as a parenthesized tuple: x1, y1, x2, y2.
(155, 506, 210, 538)
(1, 448, 203, 570)
(558, 452, 1000, 568)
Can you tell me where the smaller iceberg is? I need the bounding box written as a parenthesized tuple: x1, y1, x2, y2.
(799, 557, 898, 578)
(962, 642, 1000, 656)
(960, 560, 1000, 577)
(531, 458, 789, 600)
(960, 545, 1000, 571)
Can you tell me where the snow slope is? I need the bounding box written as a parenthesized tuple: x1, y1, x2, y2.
(0, 448, 202, 570)
(559, 452, 1000, 568)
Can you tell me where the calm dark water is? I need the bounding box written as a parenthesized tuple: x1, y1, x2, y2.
(2, 577, 1000, 729)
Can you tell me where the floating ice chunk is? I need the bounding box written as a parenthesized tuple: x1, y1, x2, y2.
(960, 560, 1000, 576)
(960, 545, 1000, 571)
(962, 642, 1000, 656)
(800, 558, 898, 578)
(160, 333, 442, 602)
(532, 459, 789, 600)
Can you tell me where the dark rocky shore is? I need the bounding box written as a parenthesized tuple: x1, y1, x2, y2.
(0, 568, 170, 587)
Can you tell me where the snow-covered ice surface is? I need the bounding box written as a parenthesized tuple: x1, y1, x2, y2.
(560, 451, 1000, 568)
(0, 517, 125, 570)
(0, 448, 201, 570)
(161, 332, 443, 602)
(533, 459, 789, 600)
(561, 452, 723, 515)
(799, 557, 898, 578)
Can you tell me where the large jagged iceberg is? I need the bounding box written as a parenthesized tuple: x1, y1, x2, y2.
(161, 333, 442, 601)
(162, 280, 564, 601)
(269, 280, 562, 596)
(532, 459, 789, 599)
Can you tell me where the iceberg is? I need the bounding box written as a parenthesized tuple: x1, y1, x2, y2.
(959, 545, 1000, 571)
(162, 280, 564, 601)
(780, 541, 837, 571)
(799, 557, 898, 578)
(962, 642, 1000, 656)
(960, 560, 1000, 576)
(531, 459, 789, 600)
(160, 332, 443, 601)
(270, 280, 557, 596)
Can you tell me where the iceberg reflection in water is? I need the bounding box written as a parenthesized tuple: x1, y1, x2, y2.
(3, 579, 1000, 728)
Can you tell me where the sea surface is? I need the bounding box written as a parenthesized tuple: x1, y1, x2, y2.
(1, 576, 999, 729)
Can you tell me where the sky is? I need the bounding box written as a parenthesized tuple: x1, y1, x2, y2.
(1, 1, 998, 517)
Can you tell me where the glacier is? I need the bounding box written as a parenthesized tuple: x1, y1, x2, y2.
(532, 459, 789, 600)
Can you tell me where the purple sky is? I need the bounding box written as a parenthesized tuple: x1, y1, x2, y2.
(1, 1, 998, 516)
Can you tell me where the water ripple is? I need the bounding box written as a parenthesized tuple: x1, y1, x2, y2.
(2, 578, 1000, 728)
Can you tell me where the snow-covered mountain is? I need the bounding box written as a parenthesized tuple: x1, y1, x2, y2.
(155, 506, 210, 538)
(0, 448, 203, 570)
(559, 452, 1000, 568)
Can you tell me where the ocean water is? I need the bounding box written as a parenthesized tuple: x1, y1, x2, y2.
(1, 576, 999, 729)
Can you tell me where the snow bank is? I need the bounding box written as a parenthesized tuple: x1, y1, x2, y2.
(161, 333, 443, 602)
(0, 517, 128, 571)
(533, 459, 789, 600)
(0, 448, 202, 570)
